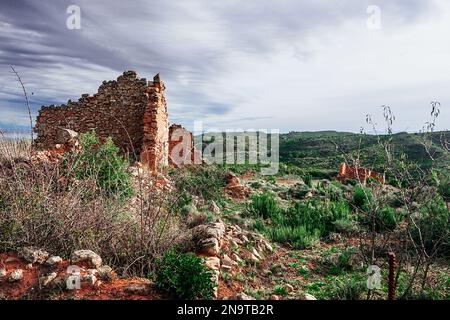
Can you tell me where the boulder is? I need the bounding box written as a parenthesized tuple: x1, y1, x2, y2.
(40, 272, 58, 287)
(231, 253, 243, 264)
(204, 257, 221, 271)
(71, 250, 102, 268)
(304, 293, 317, 300)
(221, 254, 235, 270)
(124, 283, 151, 295)
(8, 269, 23, 282)
(97, 265, 115, 282)
(244, 252, 260, 263)
(18, 247, 49, 264)
(45, 256, 63, 266)
(198, 238, 220, 256)
(191, 221, 225, 243)
(81, 274, 97, 286)
(237, 293, 256, 300)
(252, 248, 262, 260)
(284, 283, 294, 294)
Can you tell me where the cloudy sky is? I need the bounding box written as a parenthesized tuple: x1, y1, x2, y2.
(0, 0, 449, 134)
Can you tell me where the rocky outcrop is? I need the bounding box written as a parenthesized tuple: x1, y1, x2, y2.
(224, 172, 252, 199)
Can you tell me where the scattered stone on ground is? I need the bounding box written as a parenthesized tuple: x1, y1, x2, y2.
(237, 293, 256, 300)
(40, 272, 57, 287)
(45, 256, 63, 266)
(71, 250, 102, 268)
(8, 269, 23, 282)
(18, 247, 49, 264)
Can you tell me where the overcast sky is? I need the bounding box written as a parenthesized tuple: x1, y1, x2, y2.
(0, 0, 449, 134)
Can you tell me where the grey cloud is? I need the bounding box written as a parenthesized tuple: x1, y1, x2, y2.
(0, 0, 446, 132)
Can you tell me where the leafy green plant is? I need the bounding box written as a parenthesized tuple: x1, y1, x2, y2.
(273, 285, 288, 296)
(304, 174, 313, 188)
(70, 131, 133, 198)
(154, 250, 215, 300)
(247, 192, 279, 220)
(269, 225, 320, 249)
(352, 186, 372, 209)
(411, 196, 450, 256)
(377, 206, 403, 232)
(171, 165, 226, 201)
(326, 275, 366, 300)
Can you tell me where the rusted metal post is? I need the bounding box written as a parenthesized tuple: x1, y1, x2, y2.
(388, 252, 397, 300)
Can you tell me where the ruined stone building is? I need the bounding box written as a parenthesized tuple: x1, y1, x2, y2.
(33, 71, 197, 170)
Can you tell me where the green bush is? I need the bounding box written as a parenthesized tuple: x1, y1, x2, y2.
(411, 196, 450, 257)
(435, 171, 450, 201)
(269, 225, 320, 249)
(352, 186, 372, 209)
(247, 192, 279, 220)
(332, 218, 359, 234)
(304, 174, 313, 188)
(154, 250, 215, 299)
(172, 165, 226, 202)
(251, 196, 355, 248)
(321, 247, 358, 276)
(377, 206, 403, 231)
(70, 131, 133, 198)
(282, 199, 353, 237)
(327, 276, 367, 300)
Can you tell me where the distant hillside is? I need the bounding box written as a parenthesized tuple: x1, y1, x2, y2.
(196, 130, 449, 178)
(280, 131, 449, 176)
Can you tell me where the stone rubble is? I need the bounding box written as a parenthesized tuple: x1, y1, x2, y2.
(8, 269, 23, 282)
(45, 256, 63, 266)
(18, 247, 49, 264)
(71, 250, 103, 269)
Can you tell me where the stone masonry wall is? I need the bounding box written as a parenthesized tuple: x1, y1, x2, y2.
(34, 71, 169, 170)
(140, 74, 169, 171)
(169, 124, 201, 167)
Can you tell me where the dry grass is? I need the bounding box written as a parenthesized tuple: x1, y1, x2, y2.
(0, 136, 189, 277)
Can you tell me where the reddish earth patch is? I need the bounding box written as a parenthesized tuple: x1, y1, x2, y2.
(0, 252, 165, 300)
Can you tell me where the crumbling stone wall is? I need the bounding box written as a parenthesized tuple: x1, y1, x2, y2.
(140, 74, 169, 171)
(34, 71, 169, 170)
(169, 124, 201, 167)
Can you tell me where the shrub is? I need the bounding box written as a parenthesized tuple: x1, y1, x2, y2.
(283, 183, 311, 200)
(434, 171, 450, 201)
(327, 276, 367, 300)
(171, 165, 226, 202)
(69, 131, 133, 198)
(282, 199, 353, 237)
(247, 192, 279, 220)
(273, 285, 288, 296)
(0, 137, 185, 276)
(269, 225, 320, 249)
(253, 197, 355, 248)
(321, 247, 358, 276)
(411, 196, 450, 257)
(332, 218, 359, 235)
(304, 174, 313, 188)
(154, 250, 215, 299)
(352, 186, 372, 209)
(377, 206, 403, 231)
